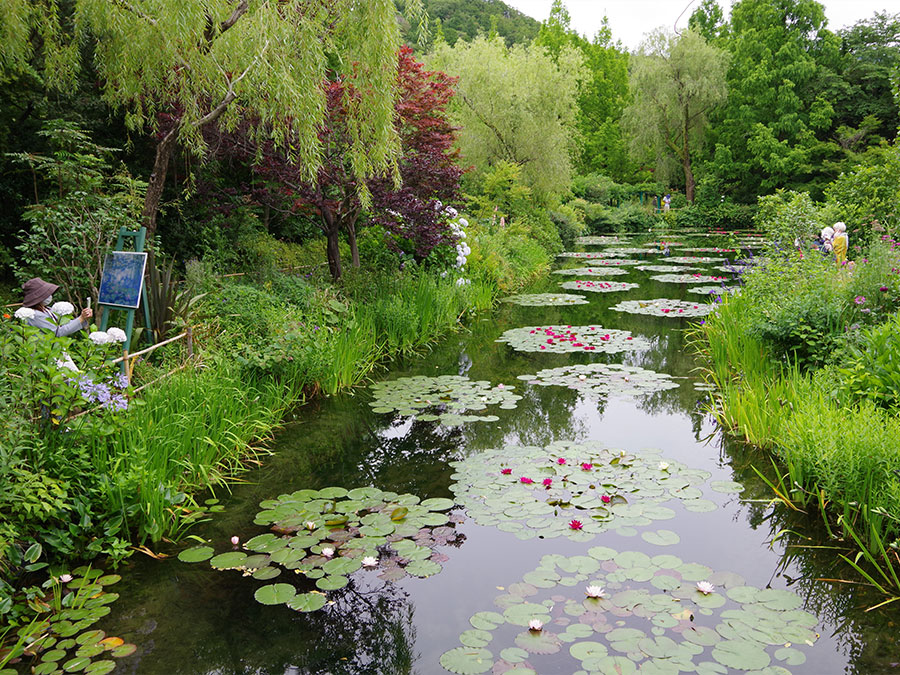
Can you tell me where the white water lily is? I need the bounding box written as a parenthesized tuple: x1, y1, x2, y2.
(305, 521, 317, 531)
(361, 555, 378, 567)
(50, 301, 75, 316)
(658, 461, 670, 472)
(321, 547, 335, 558)
(107, 327, 127, 343)
(59, 574, 73, 583)
(696, 581, 715, 595)
(89, 331, 111, 345)
(528, 619, 543, 631)
(578, 374, 587, 381)
(585, 585, 606, 598)
(14, 307, 35, 320)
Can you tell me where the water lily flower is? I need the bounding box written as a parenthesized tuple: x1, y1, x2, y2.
(305, 521, 317, 531)
(59, 574, 73, 583)
(107, 327, 127, 343)
(321, 547, 335, 558)
(362, 556, 378, 567)
(49, 301, 75, 316)
(581, 463, 593, 471)
(542, 478, 553, 487)
(659, 462, 670, 472)
(501, 468, 512, 475)
(520, 477, 534, 484)
(14, 307, 35, 320)
(585, 585, 606, 598)
(569, 519, 583, 530)
(230, 536, 240, 546)
(497, 384, 505, 389)
(696, 581, 715, 595)
(557, 458, 566, 465)
(578, 374, 587, 381)
(601, 495, 611, 504)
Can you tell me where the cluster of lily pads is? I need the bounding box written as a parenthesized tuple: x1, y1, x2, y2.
(602, 248, 659, 256)
(496, 326, 650, 354)
(517, 363, 679, 397)
(650, 274, 731, 285)
(558, 256, 643, 267)
(439, 548, 818, 674)
(611, 299, 716, 318)
(178, 487, 461, 612)
(501, 293, 589, 307)
(635, 264, 703, 273)
(666, 256, 727, 264)
(3, 568, 135, 675)
(680, 247, 736, 253)
(558, 280, 639, 293)
(575, 236, 623, 246)
(367, 376, 521, 424)
(556, 252, 608, 259)
(448, 441, 737, 542)
(552, 267, 629, 277)
(687, 285, 735, 296)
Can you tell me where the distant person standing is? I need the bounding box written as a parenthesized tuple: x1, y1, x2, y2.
(18, 278, 92, 337)
(663, 194, 671, 213)
(819, 226, 834, 254)
(832, 222, 849, 266)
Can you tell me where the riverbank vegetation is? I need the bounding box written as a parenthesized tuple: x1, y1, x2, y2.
(1, 0, 899, 644)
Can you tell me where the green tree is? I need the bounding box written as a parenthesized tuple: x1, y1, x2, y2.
(622, 29, 729, 202)
(429, 35, 585, 198)
(401, 0, 540, 48)
(3, 1, 424, 236)
(688, 0, 727, 43)
(707, 0, 841, 200)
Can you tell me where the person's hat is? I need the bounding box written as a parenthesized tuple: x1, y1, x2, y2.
(22, 277, 60, 308)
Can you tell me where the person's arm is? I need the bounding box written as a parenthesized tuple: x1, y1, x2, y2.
(54, 315, 88, 337)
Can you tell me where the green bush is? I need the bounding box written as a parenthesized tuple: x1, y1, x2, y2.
(547, 202, 586, 248)
(825, 142, 900, 236)
(674, 201, 757, 231)
(839, 311, 900, 409)
(755, 190, 823, 247)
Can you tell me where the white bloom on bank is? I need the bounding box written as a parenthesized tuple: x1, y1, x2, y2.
(14, 307, 35, 320)
(585, 585, 606, 598)
(107, 327, 127, 343)
(445, 207, 458, 218)
(458, 218, 468, 228)
(321, 547, 335, 558)
(434, 200, 443, 211)
(89, 331, 111, 345)
(50, 301, 75, 316)
(528, 619, 543, 631)
(658, 461, 670, 472)
(456, 278, 470, 287)
(361, 555, 378, 567)
(696, 581, 715, 595)
(55, 354, 79, 372)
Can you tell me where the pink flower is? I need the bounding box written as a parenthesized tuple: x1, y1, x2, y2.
(501, 468, 512, 475)
(601, 495, 611, 504)
(557, 458, 566, 465)
(581, 463, 593, 471)
(569, 519, 583, 530)
(230, 536, 240, 546)
(542, 478, 553, 487)
(520, 477, 534, 484)
(855, 296, 867, 304)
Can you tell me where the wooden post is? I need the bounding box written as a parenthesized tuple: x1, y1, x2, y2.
(186, 326, 194, 358)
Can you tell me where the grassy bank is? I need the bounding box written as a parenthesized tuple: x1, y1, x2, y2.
(693, 243, 900, 597)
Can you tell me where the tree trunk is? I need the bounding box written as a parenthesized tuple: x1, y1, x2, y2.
(320, 207, 342, 280)
(141, 125, 180, 235)
(682, 114, 695, 203)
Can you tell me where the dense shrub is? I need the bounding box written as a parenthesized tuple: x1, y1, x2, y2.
(674, 201, 757, 231)
(825, 142, 900, 236)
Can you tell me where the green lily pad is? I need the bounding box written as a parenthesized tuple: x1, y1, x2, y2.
(369, 376, 521, 424)
(406, 559, 443, 578)
(209, 552, 248, 570)
(641, 530, 681, 546)
(710, 480, 745, 494)
(84, 662, 116, 674)
(287, 593, 327, 612)
(316, 575, 349, 591)
(501, 293, 589, 306)
(254, 583, 296, 605)
(712, 640, 771, 670)
(518, 363, 679, 398)
(559, 280, 640, 293)
(688, 285, 736, 296)
(611, 299, 716, 318)
(439, 647, 493, 674)
(496, 326, 650, 354)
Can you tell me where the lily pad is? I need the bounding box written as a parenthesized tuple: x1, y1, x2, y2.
(497, 326, 650, 354)
(559, 280, 640, 293)
(440, 647, 493, 674)
(666, 256, 727, 264)
(287, 592, 327, 612)
(368, 376, 521, 424)
(254, 583, 296, 606)
(688, 286, 736, 296)
(611, 299, 716, 318)
(552, 266, 629, 277)
(650, 274, 732, 284)
(576, 235, 624, 245)
(501, 293, 589, 306)
(518, 363, 679, 398)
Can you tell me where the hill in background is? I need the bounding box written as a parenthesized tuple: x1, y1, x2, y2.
(399, 0, 541, 47)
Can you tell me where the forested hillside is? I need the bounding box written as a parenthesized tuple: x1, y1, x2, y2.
(399, 0, 540, 47)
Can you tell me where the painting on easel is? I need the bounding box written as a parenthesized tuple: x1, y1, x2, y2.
(99, 251, 148, 309)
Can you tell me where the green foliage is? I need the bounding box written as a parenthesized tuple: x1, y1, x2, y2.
(825, 142, 900, 232)
(755, 190, 823, 246)
(400, 0, 540, 48)
(429, 35, 585, 198)
(674, 201, 757, 231)
(8, 121, 144, 305)
(839, 312, 900, 409)
(546, 202, 587, 248)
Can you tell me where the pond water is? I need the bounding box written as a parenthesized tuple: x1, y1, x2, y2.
(103, 235, 900, 674)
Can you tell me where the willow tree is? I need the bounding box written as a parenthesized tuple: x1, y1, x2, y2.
(622, 29, 728, 202)
(4, 0, 421, 234)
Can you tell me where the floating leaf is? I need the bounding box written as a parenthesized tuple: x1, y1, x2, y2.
(496, 326, 650, 355)
(501, 293, 589, 306)
(316, 575, 349, 591)
(369, 376, 521, 424)
(641, 530, 681, 546)
(552, 267, 629, 277)
(406, 560, 442, 578)
(611, 299, 716, 318)
(84, 662, 116, 674)
(711, 640, 771, 670)
(650, 274, 731, 284)
(254, 583, 296, 606)
(519, 363, 678, 398)
(439, 647, 493, 674)
(177, 546, 215, 563)
(559, 280, 640, 293)
(287, 593, 327, 612)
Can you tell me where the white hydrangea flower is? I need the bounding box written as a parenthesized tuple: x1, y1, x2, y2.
(55, 354, 79, 372)
(106, 327, 127, 343)
(458, 218, 468, 228)
(89, 331, 111, 345)
(14, 307, 35, 320)
(49, 301, 75, 316)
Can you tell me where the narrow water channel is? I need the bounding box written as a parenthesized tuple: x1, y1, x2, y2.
(104, 234, 899, 674)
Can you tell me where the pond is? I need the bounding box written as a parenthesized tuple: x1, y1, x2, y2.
(102, 234, 899, 674)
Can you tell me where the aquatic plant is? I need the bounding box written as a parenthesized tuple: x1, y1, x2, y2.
(650, 273, 731, 284)
(556, 253, 643, 266)
(635, 264, 704, 273)
(517, 363, 679, 397)
(496, 326, 650, 354)
(575, 236, 624, 245)
(602, 247, 660, 256)
(666, 256, 727, 264)
(558, 280, 640, 293)
(611, 299, 716, 318)
(552, 267, 629, 277)
(501, 293, 589, 307)
(687, 285, 736, 296)
(179, 487, 461, 612)
(368, 375, 521, 424)
(449, 441, 737, 542)
(439, 549, 819, 674)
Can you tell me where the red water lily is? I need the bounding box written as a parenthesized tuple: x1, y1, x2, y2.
(601, 495, 611, 504)
(500, 468, 512, 475)
(581, 463, 593, 471)
(569, 519, 583, 530)
(520, 477, 534, 484)
(557, 458, 566, 465)
(542, 478, 553, 487)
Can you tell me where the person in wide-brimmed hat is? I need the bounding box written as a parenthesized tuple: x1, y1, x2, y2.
(18, 278, 92, 337)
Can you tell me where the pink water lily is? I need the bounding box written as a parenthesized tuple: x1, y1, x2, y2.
(601, 495, 611, 504)
(557, 458, 567, 465)
(581, 463, 593, 471)
(230, 536, 240, 547)
(569, 519, 583, 530)
(542, 478, 553, 487)
(501, 468, 512, 475)
(520, 477, 534, 484)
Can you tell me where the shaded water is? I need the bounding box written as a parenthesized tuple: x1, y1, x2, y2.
(104, 237, 900, 674)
